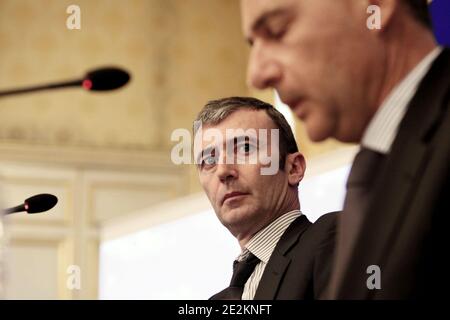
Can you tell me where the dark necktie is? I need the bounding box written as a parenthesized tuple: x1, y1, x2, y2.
(328, 147, 387, 298)
(209, 252, 260, 300)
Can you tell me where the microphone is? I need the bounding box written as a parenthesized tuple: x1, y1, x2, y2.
(3, 194, 58, 215)
(0, 67, 131, 98)
(83, 67, 131, 91)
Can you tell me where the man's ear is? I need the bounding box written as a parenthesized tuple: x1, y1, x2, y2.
(285, 152, 306, 186)
(368, 0, 399, 31)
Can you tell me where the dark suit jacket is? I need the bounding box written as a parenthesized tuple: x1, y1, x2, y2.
(335, 48, 450, 299)
(252, 212, 337, 299)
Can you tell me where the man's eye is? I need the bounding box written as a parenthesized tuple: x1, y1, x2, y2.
(268, 27, 287, 40)
(237, 143, 255, 154)
(202, 156, 217, 166)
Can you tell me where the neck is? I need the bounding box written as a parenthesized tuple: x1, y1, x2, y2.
(236, 192, 300, 249)
(374, 21, 437, 114)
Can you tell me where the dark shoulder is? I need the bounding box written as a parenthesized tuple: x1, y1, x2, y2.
(299, 211, 339, 249)
(309, 211, 339, 233)
(285, 212, 338, 261)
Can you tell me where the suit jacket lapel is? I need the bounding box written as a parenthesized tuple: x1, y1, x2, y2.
(253, 215, 311, 299)
(339, 48, 450, 298)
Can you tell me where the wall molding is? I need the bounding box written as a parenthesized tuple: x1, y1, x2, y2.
(0, 142, 177, 172)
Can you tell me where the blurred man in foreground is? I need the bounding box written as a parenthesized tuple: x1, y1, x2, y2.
(241, 0, 449, 298)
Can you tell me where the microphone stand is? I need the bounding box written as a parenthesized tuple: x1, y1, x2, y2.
(0, 67, 130, 99)
(3, 204, 26, 215)
(0, 192, 6, 299)
(0, 79, 82, 98)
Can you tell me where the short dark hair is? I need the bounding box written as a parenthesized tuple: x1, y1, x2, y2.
(194, 96, 298, 170)
(403, 0, 432, 29)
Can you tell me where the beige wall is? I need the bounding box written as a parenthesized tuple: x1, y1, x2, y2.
(0, 0, 249, 151)
(0, 0, 251, 299)
(0, 149, 186, 299)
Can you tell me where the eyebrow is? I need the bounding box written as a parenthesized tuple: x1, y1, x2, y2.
(246, 8, 291, 45)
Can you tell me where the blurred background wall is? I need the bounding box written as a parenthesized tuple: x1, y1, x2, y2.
(0, 0, 358, 299)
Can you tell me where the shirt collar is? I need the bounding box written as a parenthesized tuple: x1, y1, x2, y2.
(238, 210, 302, 263)
(361, 47, 443, 154)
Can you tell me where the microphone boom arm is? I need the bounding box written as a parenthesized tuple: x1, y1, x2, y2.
(3, 204, 26, 215)
(0, 66, 130, 99)
(0, 79, 82, 98)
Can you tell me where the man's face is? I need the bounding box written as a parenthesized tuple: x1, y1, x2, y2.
(196, 109, 294, 238)
(241, 0, 383, 142)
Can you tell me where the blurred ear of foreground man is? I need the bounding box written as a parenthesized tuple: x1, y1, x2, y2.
(241, 0, 449, 299)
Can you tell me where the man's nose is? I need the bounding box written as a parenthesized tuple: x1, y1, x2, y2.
(216, 158, 238, 183)
(247, 43, 282, 90)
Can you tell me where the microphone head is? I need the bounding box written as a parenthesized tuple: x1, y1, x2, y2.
(83, 67, 131, 91)
(24, 194, 58, 214)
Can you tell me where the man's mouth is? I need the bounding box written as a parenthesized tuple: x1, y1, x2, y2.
(221, 191, 249, 205)
(285, 98, 307, 120)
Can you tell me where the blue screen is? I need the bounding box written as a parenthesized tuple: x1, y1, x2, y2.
(430, 0, 450, 46)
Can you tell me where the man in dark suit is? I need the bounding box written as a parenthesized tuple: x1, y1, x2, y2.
(194, 97, 336, 299)
(240, 0, 449, 299)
